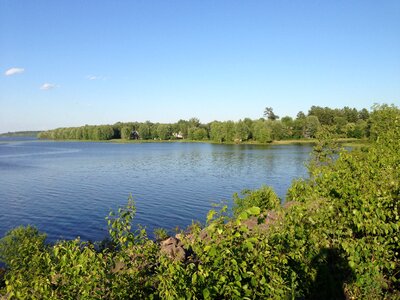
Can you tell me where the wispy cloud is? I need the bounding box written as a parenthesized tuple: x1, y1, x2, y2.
(40, 83, 58, 90)
(86, 75, 107, 80)
(87, 75, 99, 80)
(4, 67, 25, 76)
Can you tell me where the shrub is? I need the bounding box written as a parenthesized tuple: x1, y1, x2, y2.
(232, 185, 280, 217)
(0, 225, 46, 270)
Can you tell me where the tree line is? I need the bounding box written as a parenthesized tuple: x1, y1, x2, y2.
(38, 105, 371, 142)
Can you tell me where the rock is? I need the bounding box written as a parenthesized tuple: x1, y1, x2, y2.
(241, 211, 279, 232)
(160, 237, 189, 262)
(111, 260, 125, 273)
(198, 229, 209, 241)
(175, 233, 183, 240)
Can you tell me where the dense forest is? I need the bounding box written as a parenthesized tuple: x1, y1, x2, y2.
(38, 105, 371, 142)
(1, 104, 399, 298)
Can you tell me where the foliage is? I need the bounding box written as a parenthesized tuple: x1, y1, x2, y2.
(156, 205, 292, 299)
(120, 126, 133, 140)
(264, 107, 279, 121)
(188, 127, 208, 140)
(287, 104, 400, 298)
(232, 185, 280, 217)
(252, 119, 272, 143)
(38, 105, 374, 143)
(209, 121, 225, 143)
(153, 228, 169, 242)
(0, 225, 46, 270)
(234, 120, 250, 141)
(0, 197, 159, 299)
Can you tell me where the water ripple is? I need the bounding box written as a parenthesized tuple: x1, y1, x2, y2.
(0, 140, 312, 242)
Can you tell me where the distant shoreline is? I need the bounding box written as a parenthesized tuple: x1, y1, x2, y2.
(35, 137, 368, 147)
(0, 131, 42, 137)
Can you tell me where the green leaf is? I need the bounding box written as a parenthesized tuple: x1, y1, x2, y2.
(247, 206, 261, 216)
(245, 241, 254, 250)
(207, 210, 216, 223)
(209, 247, 217, 257)
(239, 211, 248, 220)
(203, 288, 210, 299)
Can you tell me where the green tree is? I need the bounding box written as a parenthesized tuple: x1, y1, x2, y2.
(304, 116, 320, 138)
(333, 116, 347, 135)
(138, 122, 152, 140)
(210, 121, 225, 142)
(308, 106, 336, 125)
(281, 116, 294, 139)
(156, 124, 172, 140)
(252, 120, 272, 143)
(121, 126, 132, 140)
(264, 107, 279, 121)
(358, 108, 370, 121)
(188, 127, 207, 140)
(188, 117, 201, 128)
(297, 111, 306, 119)
(267, 120, 285, 140)
(243, 118, 254, 139)
(293, 118, 306, 139)
(234, 120, 250, 141)
(353, 120, 367, 138)
(223, 121, 235, 142)
(176, 119, 189, 138)
(343, 106, 359, 123)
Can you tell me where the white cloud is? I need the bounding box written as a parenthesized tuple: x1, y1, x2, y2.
(87, 75, 99, 80)
(40, 83, 58, 90)
(4, 67, 25, 76)
(86, 75, 107, 80)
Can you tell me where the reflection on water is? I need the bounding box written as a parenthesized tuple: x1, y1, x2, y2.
(0, 139, 312, 242)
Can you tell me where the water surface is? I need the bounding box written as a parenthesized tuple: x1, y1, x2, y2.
(0, 138, 312, 242)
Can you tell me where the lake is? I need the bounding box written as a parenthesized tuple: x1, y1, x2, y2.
(0, 138, 312, 242)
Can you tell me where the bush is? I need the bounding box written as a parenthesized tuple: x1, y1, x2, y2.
(0, 225, 46, 270)
(232, 185, 280, 217)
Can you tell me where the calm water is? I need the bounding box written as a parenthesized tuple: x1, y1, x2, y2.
(0, 138, 312, 242)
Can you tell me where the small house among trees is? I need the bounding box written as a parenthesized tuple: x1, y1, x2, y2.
(130, 130, 140, 140)
(172, 131, 184, 139)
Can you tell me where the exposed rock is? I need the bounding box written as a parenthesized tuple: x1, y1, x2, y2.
(160, 237, 190, 262)
(175, 233, 183, 240)
(111, 260, 125, 273)
(282, 201, 296, 209)
(159, 209, 281, 263)
(198, 228, 209, 241)
(241, 211, 279, 232)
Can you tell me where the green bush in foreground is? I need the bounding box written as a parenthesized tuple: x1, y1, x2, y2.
(232, 185, 280, 217)
(1, 104, 399, 299)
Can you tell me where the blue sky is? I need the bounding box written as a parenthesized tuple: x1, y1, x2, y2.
(1, 1, 399, 132)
